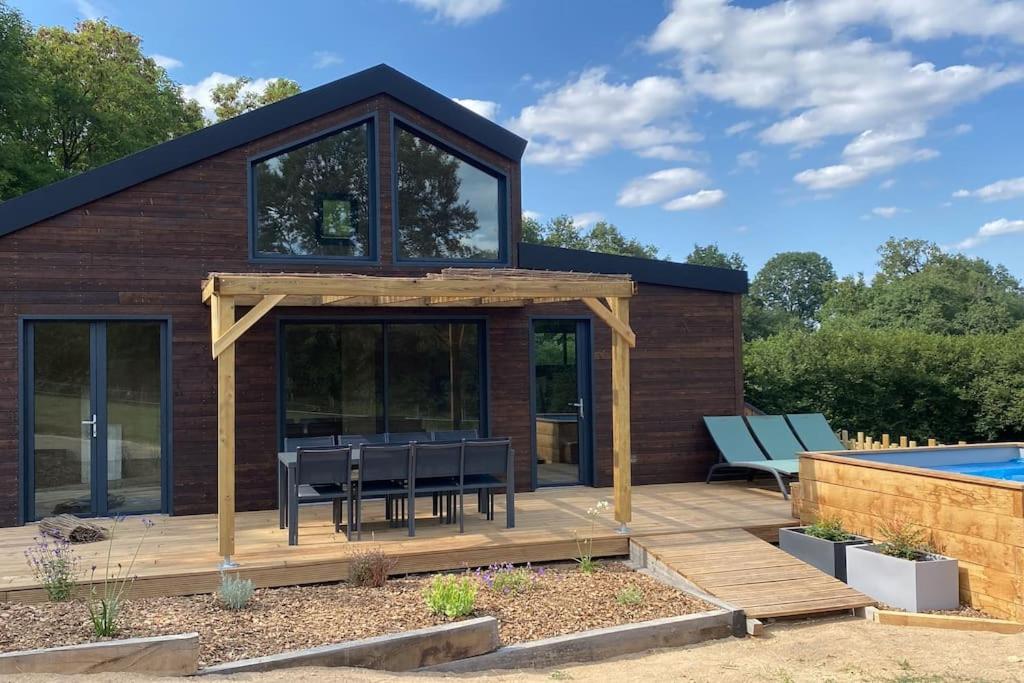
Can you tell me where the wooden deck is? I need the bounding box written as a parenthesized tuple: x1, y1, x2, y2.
(633, 528, 873, 619)
(1, 482, 801, 606)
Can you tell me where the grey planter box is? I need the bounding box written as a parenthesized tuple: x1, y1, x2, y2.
(846, 544, 959, 612)
(779, 527, 871, 582)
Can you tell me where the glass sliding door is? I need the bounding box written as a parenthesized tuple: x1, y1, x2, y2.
(282, 320, 484, 440)
(26, 320, 167, 521)
(30, 323, 93, 519)
(533, 320, 593, 486)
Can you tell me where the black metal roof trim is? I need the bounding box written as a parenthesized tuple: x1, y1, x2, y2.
(518, 242, 748, 294)
(0, 64, 528, 239)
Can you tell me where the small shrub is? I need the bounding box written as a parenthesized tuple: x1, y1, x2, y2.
(424, 574, 477, 618)
(24, 534, 81, 602)
(803, 516, 853, 542)
(477, 562, 541, 594)
(615, 585, 644, 606)
(218, 572, 255, 610)
(877, 519, 931, 560)
(349, 546, 397, 588)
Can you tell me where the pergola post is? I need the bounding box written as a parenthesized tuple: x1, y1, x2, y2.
(213, 293, 237, 568)
(609, 297, 632, 531)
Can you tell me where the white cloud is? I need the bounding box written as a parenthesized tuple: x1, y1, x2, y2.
(400, 0, 504, 24)
(507, 67, 697, 167)
(454, 98, 499, 120)
(151, 54, 183, 70)
(735, 150, 760, 170)
(523, 210, 543, 221)
(313, 51, 343, 69)
(182, 72, 284, 122)
(880, 178, 897, 190)
(953, 176, 1024, 202)
(953, 123, 973, 135)
(648, 0, 1024, 190)
(572, 211, 603, 228)
(871, 206, 905, 218)
(74, 0, 101, 19)
(725, 120, 754, 136)
(794, 123, 938, 190)
(616, 167, 709, 207)
(663, 188, 726, 211)
(953, 218, 1024, 249)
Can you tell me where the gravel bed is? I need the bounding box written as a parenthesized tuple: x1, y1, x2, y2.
(0, 562, 713, 667)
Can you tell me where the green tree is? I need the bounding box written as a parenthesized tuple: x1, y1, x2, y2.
(212, 77, 301, 121)
(522, 215, 660, 258)
(874, 237, 942, 284)
(749, 251, 836, 327)
(27, 20, 203, 176)
(0, 2, 56, 199)
(684, 243, 746, 270)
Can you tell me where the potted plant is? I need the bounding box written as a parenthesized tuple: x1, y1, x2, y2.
(845, 519, 959, 612)
(779, 516, 870, 582)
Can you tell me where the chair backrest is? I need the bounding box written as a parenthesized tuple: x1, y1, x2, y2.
(414, 442, 463, 479)
(359, 443, 411, 483)
(746, 415, 806, 460)
(432, 429, 479, 442)
(363, 433, 388, 444)
(702, 416, 768, 463)
(284, 435, 335, 452)
(296, 446, 351, 485)
(387, 431, 432, 444)
(786, 413, 846, 451)
(464, 438, 511, 477)
(336, 434, 368, 447)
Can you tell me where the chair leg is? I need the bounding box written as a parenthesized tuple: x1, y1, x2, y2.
(458, 488, 464, 533)
(333, 499, 341, 533)
(408, 489, 416, 537)
(346, 495, 354, 541)
(356, 493, 362, 541)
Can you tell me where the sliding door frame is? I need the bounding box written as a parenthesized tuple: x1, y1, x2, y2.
(276, 315, 490, 450)
(18, 315, 173, 524)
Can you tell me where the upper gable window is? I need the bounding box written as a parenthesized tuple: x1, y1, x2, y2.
(251, 119, 375, 260)
(395, 123, 506, 263)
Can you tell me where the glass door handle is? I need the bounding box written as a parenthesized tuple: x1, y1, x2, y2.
(81, 414, 97, 438)
(568, 398, 584, 419)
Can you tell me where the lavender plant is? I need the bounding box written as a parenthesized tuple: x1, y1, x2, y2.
(87, 516, 154, 637)
(476, 562, 543, 594)
(24, 533, 81, 602)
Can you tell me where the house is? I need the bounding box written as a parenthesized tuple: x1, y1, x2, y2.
(0, 64, 746, 529)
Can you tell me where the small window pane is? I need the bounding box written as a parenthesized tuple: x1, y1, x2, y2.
(254, 122, 372, 258)
(396, 126, 503, 261)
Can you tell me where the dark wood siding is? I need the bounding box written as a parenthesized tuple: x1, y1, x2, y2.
(0, 94, 740, 527)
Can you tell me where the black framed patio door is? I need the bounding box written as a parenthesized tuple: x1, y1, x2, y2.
(532, 319, 594, 487)
(24, 320, 167, 521)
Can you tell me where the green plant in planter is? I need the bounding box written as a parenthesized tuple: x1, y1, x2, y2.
(877, 519, 932, 560)
(424, 574, 477, 618)
(218, 572, 255, 610)
(803, 516, 853, 542)
(615, 585, 644, 606)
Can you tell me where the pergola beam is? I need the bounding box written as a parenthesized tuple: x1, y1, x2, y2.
(213, 293, 237, 565)
(610, 297, 632, 529)
(212, 294, 286, 359)
(582, 297, 636, 348)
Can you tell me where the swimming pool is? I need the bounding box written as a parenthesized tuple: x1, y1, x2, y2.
(796, 443, 1024, 620)
(844, 445, 1024, 483)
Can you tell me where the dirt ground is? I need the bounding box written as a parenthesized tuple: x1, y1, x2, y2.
(5, 615, 1024, 682)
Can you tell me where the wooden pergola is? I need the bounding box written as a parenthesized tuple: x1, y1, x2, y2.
(202, 269, 637, 566)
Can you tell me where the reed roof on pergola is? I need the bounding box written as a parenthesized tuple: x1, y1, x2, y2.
(202, 267, 637, 566)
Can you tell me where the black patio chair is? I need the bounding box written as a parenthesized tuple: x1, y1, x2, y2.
(387, 431, 431, 444)
(290, 446, 353, 544)
(461, 438, 515, 528)
(409, 441, 464, 535)
(284, 435, 335, 451)
(432, 429, 479, 441)
(356, 443, 413, 539)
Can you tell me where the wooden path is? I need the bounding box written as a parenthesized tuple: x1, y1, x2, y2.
(633, 529, 873, 619)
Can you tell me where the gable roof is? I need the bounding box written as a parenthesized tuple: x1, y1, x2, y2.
(0, 64, 528, 239)
(518, 242, 748, 294)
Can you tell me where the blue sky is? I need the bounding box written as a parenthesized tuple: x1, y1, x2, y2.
(15, 0, 1024, 277)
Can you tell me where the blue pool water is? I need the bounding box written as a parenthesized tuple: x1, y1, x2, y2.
(929, 458, 1024, 482)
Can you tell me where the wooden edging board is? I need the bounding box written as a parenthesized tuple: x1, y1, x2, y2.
(198, 616, 499, 674)
(421, 611, 736, 673)
(865, 606, 1024, 634)
(0, 632, 199, 676)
